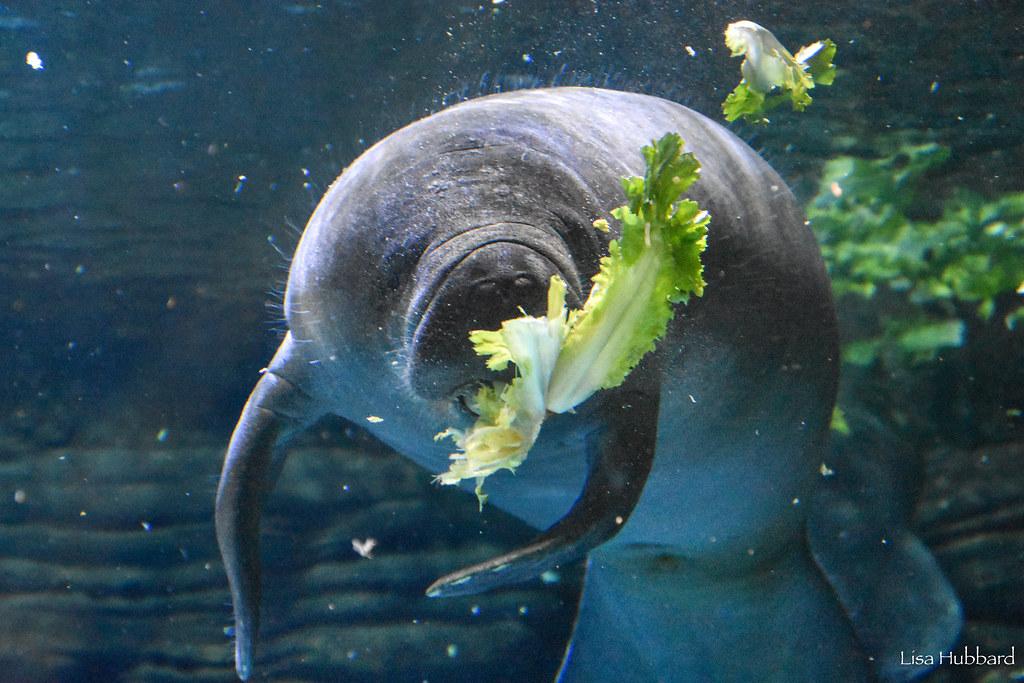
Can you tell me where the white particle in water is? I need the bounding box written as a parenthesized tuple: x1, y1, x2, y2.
(26, 51, 44, 70)
(540, 570, 560, 584)
(352, 537, 377, 559)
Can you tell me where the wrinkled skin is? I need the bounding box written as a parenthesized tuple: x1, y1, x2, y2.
(215, 88, 960, 681)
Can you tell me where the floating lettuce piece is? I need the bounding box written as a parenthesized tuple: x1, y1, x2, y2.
(436, 133, 709, 505)
(722, 20, 837, 124)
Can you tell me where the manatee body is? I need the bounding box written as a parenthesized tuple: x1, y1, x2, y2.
(215, 87, 960, 681)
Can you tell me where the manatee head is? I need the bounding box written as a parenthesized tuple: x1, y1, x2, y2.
(282, 118, 609, 443)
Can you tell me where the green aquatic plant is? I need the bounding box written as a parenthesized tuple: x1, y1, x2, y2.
(807, 142, 1024, 366)
(722, 20, 836, 124)
(435, 133, 709, 505)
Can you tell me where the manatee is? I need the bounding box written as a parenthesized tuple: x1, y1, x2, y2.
(215, 87, 961, 681)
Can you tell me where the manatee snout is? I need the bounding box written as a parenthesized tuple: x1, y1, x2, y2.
(406, 229, 582, 401)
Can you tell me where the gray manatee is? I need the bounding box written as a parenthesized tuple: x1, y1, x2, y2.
(215, 87, 961, 681)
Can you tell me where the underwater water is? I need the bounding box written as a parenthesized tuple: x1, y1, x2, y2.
(0, 1, 1021, 681)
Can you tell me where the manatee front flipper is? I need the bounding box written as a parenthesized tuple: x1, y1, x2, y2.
(215, 334, 321, 680)
(808, 456, 963, 681)
(426, 364, 662, 598)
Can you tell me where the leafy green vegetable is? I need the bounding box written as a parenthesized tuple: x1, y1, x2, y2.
(433, 278, 569, 506)
(722, 20, 837, 124)
(807, 141, 1024, 366)
(435, 133, 709, 504)
(546, 134, 709, 412)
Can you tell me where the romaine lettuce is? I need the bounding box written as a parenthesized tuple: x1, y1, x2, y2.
(435, 133, 709, 505)
(722, 20, 837, 124)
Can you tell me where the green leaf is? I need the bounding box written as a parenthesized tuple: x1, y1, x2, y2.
(547, 133, 708, 411)
(721, 21, 837, 123)
(723, 82, 767, 123)
(435, 133, 709, 499)
(797, 39, 837, 86)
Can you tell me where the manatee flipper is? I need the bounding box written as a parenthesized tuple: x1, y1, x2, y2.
(215, 334, 321, 680)
(426, 366, 662, 598)
(808, 475, 963, 681)
(558, 544, 870, 682)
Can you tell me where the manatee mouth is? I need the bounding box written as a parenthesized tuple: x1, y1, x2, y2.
(405, 223, 583, 402)
(452, 380, 484, 419)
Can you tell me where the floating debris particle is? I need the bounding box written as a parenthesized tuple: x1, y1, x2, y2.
(156, 428, 169, 442)
(13, 489, 26, 504)
(352, 537, 377, 559)
(25, 51, 44, 70)
(819, 462, 835, 477)
(366, 415, 384, 423)
(446, 644, 459, 658)
(685, 45, 697, 57)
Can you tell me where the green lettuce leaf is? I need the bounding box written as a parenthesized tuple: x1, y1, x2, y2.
(435, 133, 709, 503)
(546, 133, 709, 412)
(722, 20, 837, 124)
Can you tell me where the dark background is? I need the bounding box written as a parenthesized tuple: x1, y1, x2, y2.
(0, 1, 1021, 681)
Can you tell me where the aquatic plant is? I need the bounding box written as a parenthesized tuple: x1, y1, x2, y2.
(807, 142, 1024, 366)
